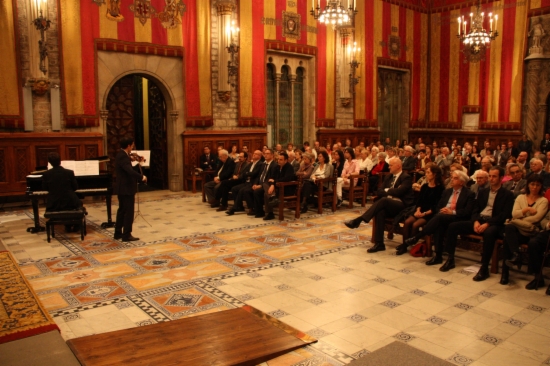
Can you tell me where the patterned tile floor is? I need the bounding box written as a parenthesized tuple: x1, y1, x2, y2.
(2, 191, 550, 366)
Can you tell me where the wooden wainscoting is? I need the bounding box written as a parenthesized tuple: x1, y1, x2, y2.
(0, 133, 104, 196)
(408, 130, 523, 149)
(316, 129, 380, 148)
(181, 130, 267, 190)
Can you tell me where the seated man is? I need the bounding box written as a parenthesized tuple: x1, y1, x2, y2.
(401, 146, 417, 171)
(199, 146, 218, 171)
(403, 170, 475, 261)
(42, 152, 83, 232)
(502, 163, 526, 197)
(261, 152, 295, 221)
(434, 167, 513, 280)
(344, 158, 415, 253)
(204, 149, 235, 207)
(526, 158, 550, 189)
(214, 151, 250, 212)
(249, 149, 278, 218)
(470, 157, 492, 182)
(469, 170, 488, 198)
(226, 150, 264, 215)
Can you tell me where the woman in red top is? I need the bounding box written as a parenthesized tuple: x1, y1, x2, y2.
(367, 152, 389, 193)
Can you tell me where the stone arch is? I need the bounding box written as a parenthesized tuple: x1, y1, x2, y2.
(97, 51, 184, 191)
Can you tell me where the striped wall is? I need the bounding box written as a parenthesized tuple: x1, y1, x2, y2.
(428, 0, 527, 127)
(58, 0, 210, 127)
(0, 0, 23, 129)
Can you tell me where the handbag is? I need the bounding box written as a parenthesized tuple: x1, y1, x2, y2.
(410, 242, 427, 257)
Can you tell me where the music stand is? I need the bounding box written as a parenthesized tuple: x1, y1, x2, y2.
(133, 155, 151, 226)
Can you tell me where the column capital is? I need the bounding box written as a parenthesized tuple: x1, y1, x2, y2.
(217, 1, 235, 16)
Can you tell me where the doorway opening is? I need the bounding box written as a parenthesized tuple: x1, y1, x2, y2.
(377, 67, 409, 145)
(105, 74, 168, 190)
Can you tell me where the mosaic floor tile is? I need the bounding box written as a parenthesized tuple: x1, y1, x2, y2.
(132, 254, 189, 271)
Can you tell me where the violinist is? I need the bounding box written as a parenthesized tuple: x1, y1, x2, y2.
(114, 137, 147, 242)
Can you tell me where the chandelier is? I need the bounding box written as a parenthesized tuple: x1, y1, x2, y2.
(311, 0, 357, 29)
(457, 2, 498, 63)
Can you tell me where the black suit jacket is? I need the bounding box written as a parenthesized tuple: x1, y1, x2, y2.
(199, 153, 218, 170)
(401, 156, 416, 171)
(234, 161, 252, 181)
(114, 150, 144, 196)
(541, 139, 550, 154)
(255, 160, 278, 185)
(508, 147, 519, 158)
(376, 172, 415, 207)
(243, 160, 264, 183)
(472, 186, 514, 226)
(436, 187, 475, 219)
(215, 158, 236, 181)
(42, 166, 82, 211)
(271, 162, 296, 195)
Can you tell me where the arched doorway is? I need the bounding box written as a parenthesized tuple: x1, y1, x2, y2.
(105, 74, 168, 190)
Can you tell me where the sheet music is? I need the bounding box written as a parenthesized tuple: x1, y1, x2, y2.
(55, 160, 99, 176)
(131, 150, 151, 167)
(27, 175, 43, 178)
(60, 160, 76, 171)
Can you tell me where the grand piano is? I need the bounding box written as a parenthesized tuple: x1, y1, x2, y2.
(26, 173, 114, 233)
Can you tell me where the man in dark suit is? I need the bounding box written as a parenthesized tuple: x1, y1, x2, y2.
(507, 141, 519, 158)
(114, 137, 147, 242)
(442, 166, 514, 280)
(525, 158, 550, 189)
(226, 150, 264, 215)
(262, 152, 296, 220)
(345, 158, 415, 253)
(248, 149, 278, 218)
(518, 135, 533, 160)
(402, 170, 475, 259)
(401, 146, 417, 171)
(502, 163, 526, 197)
(215, 151, 250, 212)
(494, 143, 510, 167)
(204, 149, 235, 208)
(42, 152, 82, 213)
(540, 133, 550, 154)
(199, 146, 218, 170)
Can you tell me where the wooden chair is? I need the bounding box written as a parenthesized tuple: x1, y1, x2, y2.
(342, 173, 368, 208)
(372, 216, 433, 257)
(313, 172, 338, 214)
(199, 169, 216, 202)
(44, 209, 87, 243)
(184, 165, 203, 194)
(274, 180, 302, 221)
(458, 234, 504, 274)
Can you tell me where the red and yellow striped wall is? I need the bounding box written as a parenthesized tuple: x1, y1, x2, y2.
(355, 0, 428, 126)
(239, 0, 333, 126)
(58, 0, 211, 127)
(428, 0, 527, 126)
(0, 0, 23, 129)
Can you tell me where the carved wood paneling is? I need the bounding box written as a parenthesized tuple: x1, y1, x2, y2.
(182, 130, 267, 170)
(36, 147, 58, 168)
(0, 149, 6, 183)
(66, 146, 79, 160)
(85, 145, 99, 159)
(408, 130, 523, 149)
(0, 133, 103, 196)
(316, 129, 381, 147)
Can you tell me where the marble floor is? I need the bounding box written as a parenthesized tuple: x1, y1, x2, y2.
(1, 191, 550, 366)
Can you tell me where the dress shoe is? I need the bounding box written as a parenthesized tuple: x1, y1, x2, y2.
(226, 209, 235, 216)
(210, 201, 220, 208)
(395, 244, 408, 256)
(425, 256, 443, 266)
(525, 277, 546, 290)
(344, 218, 362, 229)
(254, 211, 265, 218)
(404, 236, 420, 247)
(367, 243, 386, 253)
(473, 266, 490, 282)
(336, 199, 343, 208)
(263, 212, 275, 220)
(122, 235, 140, 242)
(505, 252, 522, 270)
(114, 233, 123, 240)
(439, 258, 455, 272)
(500, 265, 510, 285)
(216, 205, 227, 212)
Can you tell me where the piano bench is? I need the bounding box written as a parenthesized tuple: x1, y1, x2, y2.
(44, 209, 87, 243)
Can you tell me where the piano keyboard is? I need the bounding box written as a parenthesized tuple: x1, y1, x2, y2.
(29, 188, 109, 196)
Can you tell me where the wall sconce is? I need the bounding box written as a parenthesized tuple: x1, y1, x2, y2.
(349, 41, 360, 95)
(216, 1, 236, 102)
(226, 20, 239, 89)
(32, 0, 50, 75)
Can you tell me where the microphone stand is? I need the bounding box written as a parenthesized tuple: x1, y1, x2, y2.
(134, 159, 151, 226)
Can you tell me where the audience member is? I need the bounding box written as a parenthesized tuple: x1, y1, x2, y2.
(336, 147, 360, 207)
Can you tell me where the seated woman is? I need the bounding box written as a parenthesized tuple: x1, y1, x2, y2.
(396, 164, 445, 255)
(229, 145, 239, 162)
(301, 150, 333, 213)
(367, 152, 389, 193)
(331, 149, 345, 180)
(358, 149, 370, 173)
(500, 174, 548, 285)
(336, 147, 360, 207)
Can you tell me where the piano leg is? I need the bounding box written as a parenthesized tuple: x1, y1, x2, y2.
(101, 194, 115, 228)
(27, 197, 45, 233)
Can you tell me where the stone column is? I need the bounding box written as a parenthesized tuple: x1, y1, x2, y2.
(216, 1, 235, 101)
(169, 110, 182, 191)
(525, 59, 542, 143)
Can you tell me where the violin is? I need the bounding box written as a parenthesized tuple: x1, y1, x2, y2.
(130, 152, 146, 163)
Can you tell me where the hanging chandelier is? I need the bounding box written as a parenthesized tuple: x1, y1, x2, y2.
(457, 2, 498, 63)
(310, 0, 357, 29)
